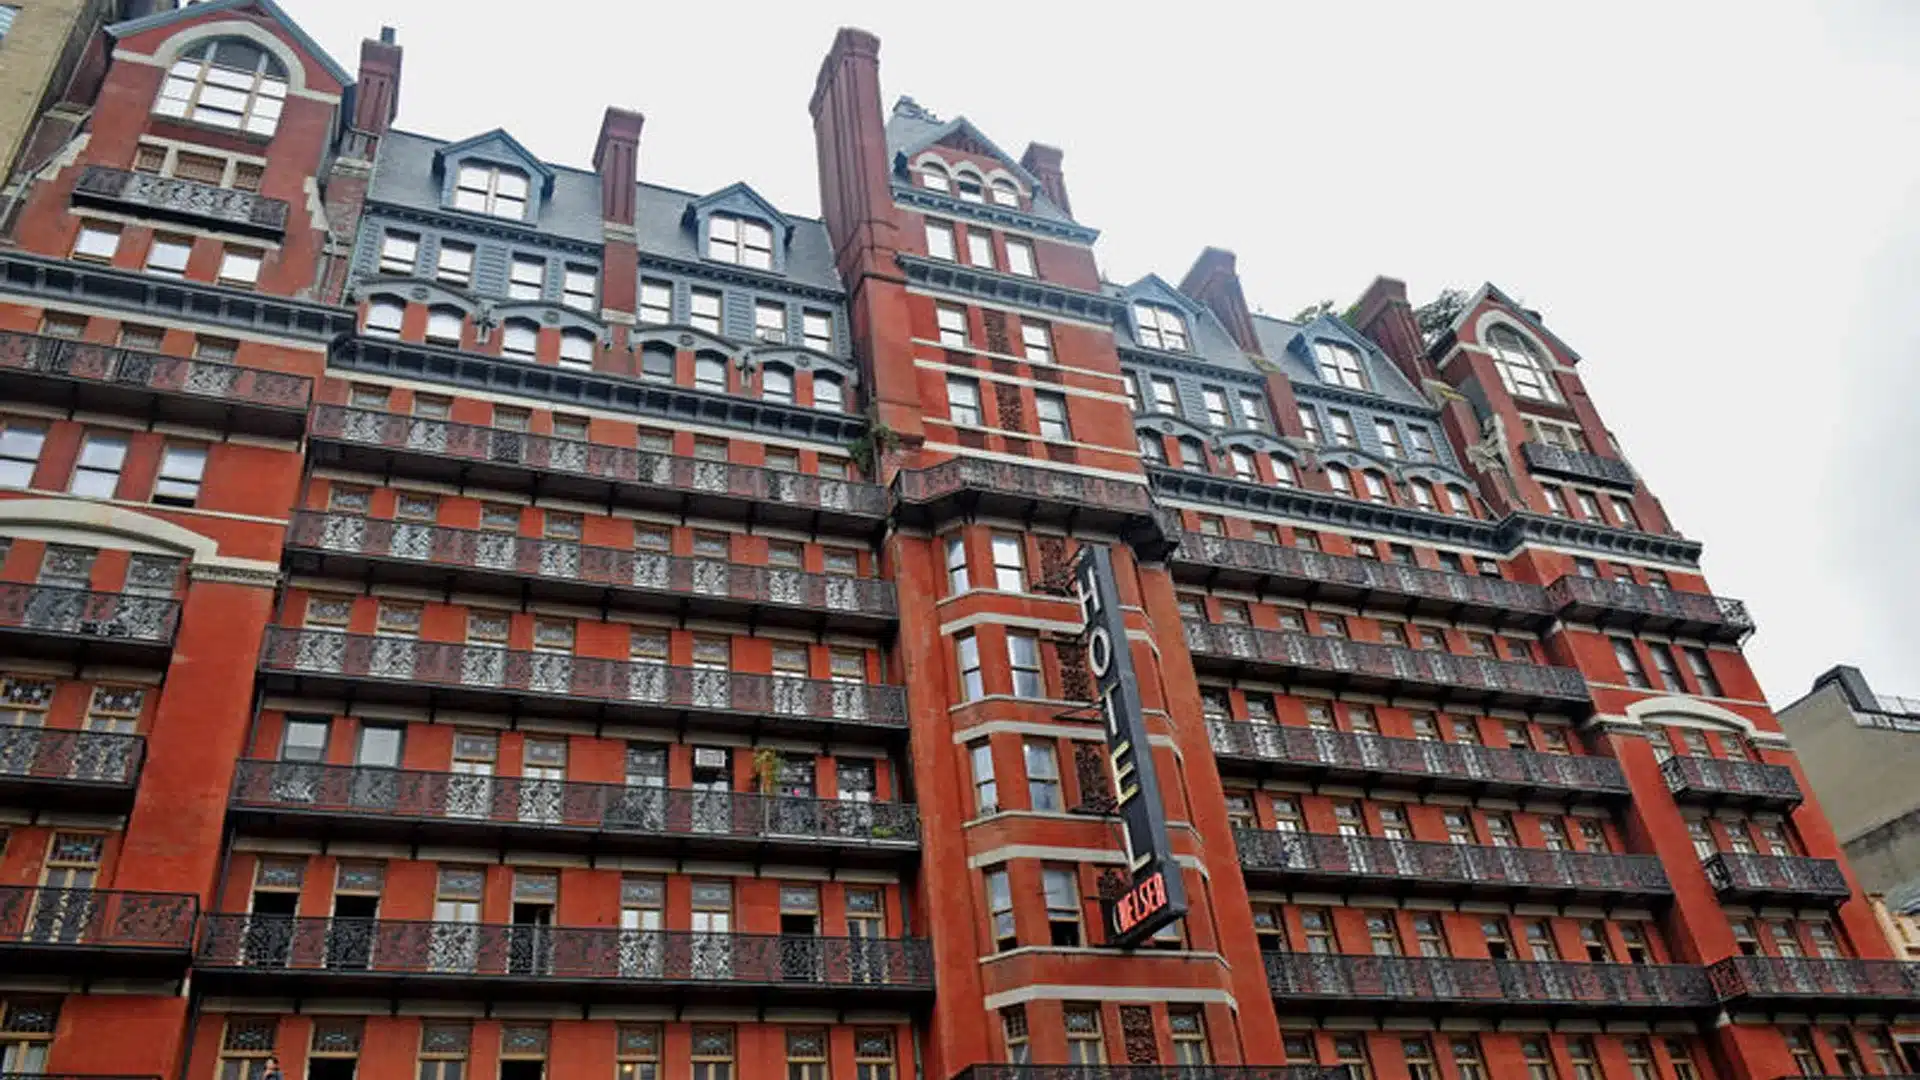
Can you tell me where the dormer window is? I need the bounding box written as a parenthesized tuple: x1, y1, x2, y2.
(1133, 303, 1189, 352)
(708, 214, 773, 270)
(1313, 341, 1368, 390)
(955, 171, 985, 204)
(919, 163, 951, 192)
(1487, 324, 1560, 403)
(990, 178, 1020, 207)
(454, 164, 528, 220)
(153, 38, 288, 137)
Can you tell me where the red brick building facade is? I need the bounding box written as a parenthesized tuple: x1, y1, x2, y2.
(0, 6, 1909, 1080)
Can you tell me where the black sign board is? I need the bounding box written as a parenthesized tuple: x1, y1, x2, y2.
(1075, 545, 1188, 947)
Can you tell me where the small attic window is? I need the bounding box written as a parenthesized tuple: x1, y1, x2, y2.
(1313, 341, 1368, 390)
(708, 213, 773, 270)
(1132, 302, 1189, 353)
(954, 170, 985, 204)
(153, 38, 288, 137)
(990, 178, 1019, 207)
(454, 164, 528, 220)
(919, 163, 950, 193)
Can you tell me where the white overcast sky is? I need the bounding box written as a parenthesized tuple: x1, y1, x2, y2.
(281, 0, 1920, 709)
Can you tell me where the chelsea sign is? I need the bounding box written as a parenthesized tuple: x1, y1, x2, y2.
(1074, 545, 1188, 948)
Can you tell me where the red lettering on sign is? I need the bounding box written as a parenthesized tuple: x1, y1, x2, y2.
(1112, 872, 1168, 933)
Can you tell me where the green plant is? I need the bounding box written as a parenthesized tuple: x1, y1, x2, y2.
(847, 407, 902, 476)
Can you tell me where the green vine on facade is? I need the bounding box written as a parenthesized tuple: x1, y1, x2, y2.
(847, 407, 901, 476)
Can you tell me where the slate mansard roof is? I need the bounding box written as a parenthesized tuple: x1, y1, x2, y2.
(883, 97, 1075, 227)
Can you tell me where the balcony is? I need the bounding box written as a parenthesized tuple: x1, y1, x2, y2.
(1265, 952, 1714, 1018)
(1183, 622, 1591, 713)
(283, 512, 896, 635)
(1660, 755, 1802, 812)
(193, 916, 934, 1006)
(72, 165, 289, 238)
(308, 406, 889, 536)
(0, 728, 144, 814)
(1519, 441, 1636, 490)
(1545, 575, 1753, 644)
(228, 761, 919, 866)
(1709, 956, 1920, 1012)
(0, 331, 312, 439)
(1234, 830, 1670, 905)
(893, 458, 1171, 558)
(0, 887, 198, 978)
(0, 584, 180, 665)
(1168, 532, 1551, 630)
(953, 1068, 1353, 1080)
(1206, 720, 1628, 802)
(257, 629, 907, 741)
(1702, 852, 1851, 907)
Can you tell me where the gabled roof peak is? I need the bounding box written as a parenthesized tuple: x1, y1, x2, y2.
(432, 128, 557, 191)
(108, 0, 353, 89)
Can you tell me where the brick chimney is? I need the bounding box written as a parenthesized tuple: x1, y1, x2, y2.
(1351, 276, 1434, 386)
(1178, 247, 1261, 356)
(593, 107, 645, 227)
(1019, 143, 1070, 218)
(351, 28, 403, 136)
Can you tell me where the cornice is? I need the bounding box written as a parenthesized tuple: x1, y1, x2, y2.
(1496, 512, 1703, 568)
(895, 254, 1123, 325)
(1293, 379, 1447, 422)
(0, 250, 353, 341)
(190, 562, 282, 588)
(634, 251, 844, 305)
(1115, 344, 1264, 388)
(364, 201, 603, 258)
(889, 183, 1100, 245)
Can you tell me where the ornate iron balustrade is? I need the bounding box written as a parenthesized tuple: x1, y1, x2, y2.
(195, 916, 934, 991)
(0, 1076, 158, 1080)
(1170, 531, 1551, 625)
(1205, 720, 1628, 797)
(1702, 852, 1850, 904)
(1519, 441, 1637, 489)
(1234, 829, 1670, 899)
(0, 886, 197, 951)
(1545, 574, 1753, 643)
(1265, 952, 1714, 1013)
(1183, 621, 1590, 708)
(230, 760, 919, 848)
(259, 628, 906, 729)
(0, 727, 143, 789)
(285, 512, 897, 621)
(0, 584, 179, 645)
(892, 458, 1170, 556)
(72, 164, 289, 236)
(1708, 956, 1920, 1006)
(954, 1067, 1353, 1080)
(1660, 755, 1802, 810)
(309, 406, 889, 521)
(0, 330, 311, 408)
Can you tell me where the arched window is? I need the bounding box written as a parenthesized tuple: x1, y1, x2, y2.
(426, 306, 464, 346)
(1486, 325, 1559, 403)
(1137, 433, 1166, 464)
(499, 317, 538, 358)
(559, 329, 595, 371)
(153, 38, 288, 136)
(813, 373, 844, 412)
(1362, 470, 1391, 504)
(1447, 484, 1475, 518)
(762, 363, 794, 405)
(640, 342, 675, 380)
(707, 214, 772, 269)
(364, 295, 403, 338)
(453, 164, 529, 220)
(694, 352, 728, 392)
(1409, 479, 1437, 512)
(954, 170, 985, 204)
(919, 163, 950, 193)
(989, 178, 1020, 207)
(1228, 448, 1256, 481)
(1177, 437, 1207, 473)
(1270, 455, 1295, 487)
(1326, 465, 1353, 497)
(1313, 341, 1368, 390)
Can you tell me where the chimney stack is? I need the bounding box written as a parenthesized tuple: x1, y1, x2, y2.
(1019, 143, 1071, 218)
(593, 107, 645, 226)
(1178, 247, 1261, 356)
(352, 29, 403, 136)
(1351, 276, 1434, 385)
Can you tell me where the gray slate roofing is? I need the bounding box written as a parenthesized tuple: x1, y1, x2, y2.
(1103, 277, 1259, 374)
(1886, 876, 1920, 915)
(1252, 311, 1432, 408)
(883, 97, 1075, 225)
(633, 183, 843, 294)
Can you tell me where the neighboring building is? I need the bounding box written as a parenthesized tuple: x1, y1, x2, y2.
(1780, 665, 1920, 893)
(0, 7, 1915, 1080)
(1870, 884, 1920, 961)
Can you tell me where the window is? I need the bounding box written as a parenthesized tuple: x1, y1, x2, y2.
(152, 445, 207, 506)
(1178, 437, 1206, 472)
(695, 354, 728, 393)
(1150, 377, 1180, 414)
(755, 301, 787, 344)
(1683, 648, 1722, 696)
(1035, 392, 1070, 439)
(72, 220, 120, 262)
(1203, 388, 1231, 428)
(436, 241, 474, 287)
(1063, 1004, 1103, 1061)
(68, 434, 127, 498)
(1326, 465, 1352, 497)
(985, 867, 1015, 949)
(1520, 1038, 1558, 1080)
(924, 221, 956, 261)
(943, 535, 972, 593)
(761, 363, 794, 404)
(427, 307, 464, 346)
(562, 266, 597, 312)
(1487, 324, 1559, 402)
(1324, 412, 1356, 449)
(365, 295, 403, 338)
(1133, 302, 1189, 351)
(1648, 643, 1684, 691)
(990, 178, 1020, 207)
(802, 310, 833, 352)
(813, 374, 845, 412)
(559, 330, 594, 371)
(969, 742, 997, 812)
(1611, 496, 1640, 529)
(1362, 470, 1390, 503)
(955, 171, 985, 203)
(1403, 1039, 1437, 1080)
(1332, 1036, 1372, 1080)
(965, 229, 993, 268)
(1314, 340, 1367, 389)
(1296, 406, 1321, 444)
(1576, 490, 1604, 521)
(39, 312, 86, 339)
(936, 304, 969, 347)
(145, 233, 191, 277)
(119, 324, 165, 350)
(957, 633, 983, 701)
(1542, 486, 1569, 517)
(1005, 237, 1035, 276)
(1229, 448, 1256, 481)
(1447, 485, 1474, 517)
(1612, 639, 1650, 688)
(1025, 739, 1060, 808)
(508, 255, 544, 300)
(690, 1028, 733, 1080)
(1020, 321, 1053, 363)
(639, 280, 672, 324)
(1408, 426, 1437, 462)
(690, 289, 722, 334)
(1270, 455, 1295, 486)
(1137, 434, 1165, 464)
(1409, 480, 1437, 512)
(616, 1026, 660, 1080)
(947, 377, 982, 425)
(153, 38, 288, 136)
(1008, 633, 1042, 698)
(919, 163, 950, 192)
(452, 163, 529, 220)
(1784, 1029, 1819, 1076)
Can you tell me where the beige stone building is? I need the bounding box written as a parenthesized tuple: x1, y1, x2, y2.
(0, 1, 169, 187)
(1778, 665, 1920, 895)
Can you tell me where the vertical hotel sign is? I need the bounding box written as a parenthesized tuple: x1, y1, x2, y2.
(1075, 544, 1188, 947)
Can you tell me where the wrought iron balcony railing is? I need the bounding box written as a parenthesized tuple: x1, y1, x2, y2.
(1709, 956, 1920, 1009)
(1702, 852, 1851, 906)
(194, 916, 934, 1002)
(72, 164, 289, 237)
(953, 1067, 1353, 1080)
(0, 727, 144, 812)
(893, 458, 1170, 557)
(1184, 621, 1591, 711)
(1659, 755, 1803, 811)
(1206, 720, 1628, 799)
(0, 331, 312, 438)
(229, 760, 920, 860)
(1265, 952, 1714, 1015)
(1169, 531, 1551, 628)
(1519, 441, 1636, 490)
(309, 406, 889, 532)
(258, 628, 906, 736)
(284, 512, 897, 630)
(0, 887, 198, 974)
(0, 584, 179, 656)
(1545, 575, 1754, 644)
(1234, 829, 1670, 902)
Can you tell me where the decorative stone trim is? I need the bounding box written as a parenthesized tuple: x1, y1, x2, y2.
(889, 183, 1099, 244)
(0, 251, 353, 341)
(895, 254, 1122, 324)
